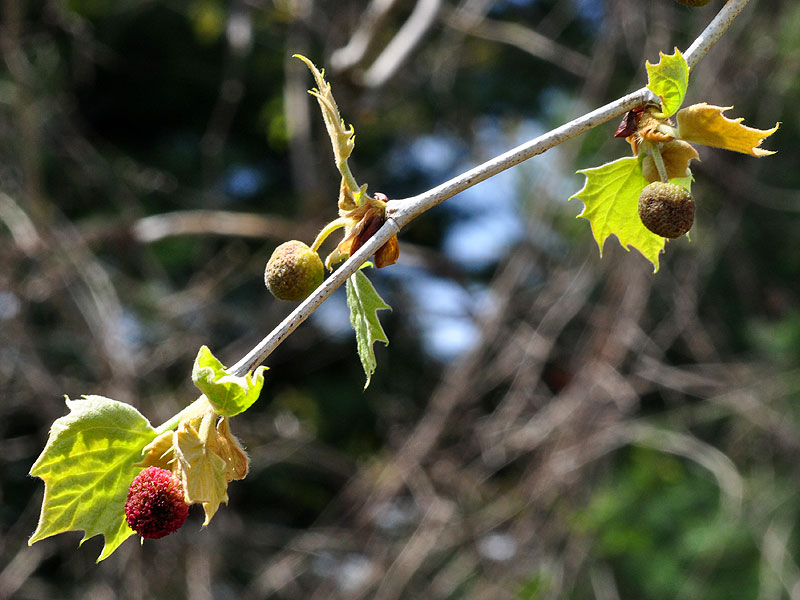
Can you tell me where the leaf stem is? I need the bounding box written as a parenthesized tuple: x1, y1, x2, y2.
(339, 161, 361, 201)
(154, 396, 209, 434)
(646, 142, 669, 183)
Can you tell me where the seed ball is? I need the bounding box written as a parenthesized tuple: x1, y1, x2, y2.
(638, 182, 695, 238)
(674, 0, 712, 6)
(264, 240, 324, 302)
(125, 466, 189, 539)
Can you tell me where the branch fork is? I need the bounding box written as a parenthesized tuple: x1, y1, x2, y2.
(230, 0, 752, 376)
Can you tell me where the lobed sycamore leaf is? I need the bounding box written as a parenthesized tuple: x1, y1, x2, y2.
(29, 396, 158, 561)
(346, 269, 391, 389)
(671, 174, 694, 192)
(676, 103, 779, 156)
(569, 157, 666, 272)
(646, 48, 689, 118)
(192, 345, 267, 417)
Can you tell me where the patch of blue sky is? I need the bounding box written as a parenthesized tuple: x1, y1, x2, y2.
(418, 313, 480, 361)
(575, 0, 604, 25)
(310, 263, 483, 361)
(489, 0, 603, 26)
(492, 112, 586, 206)
(118, 308, 145, 350)
(380, 266, 485, 361)
(225, 164, 267, 199)
(442, 210, 525, 271)
(442, 163, 518, 218)
(311, 286, 352, 339)
(409, 134, 463, 176)
(436, 116, 554, 269)
(490, 0, 538, 14)
(408, 272, 475, 315)
(0, 290, 21, 321)
(472, 115, 515, 158)
(387, 132, 465, 184)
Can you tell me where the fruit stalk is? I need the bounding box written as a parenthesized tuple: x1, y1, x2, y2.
(646, 142, 670, 183)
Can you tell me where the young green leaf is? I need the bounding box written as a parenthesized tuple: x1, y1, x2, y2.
(346, 270, 391, 389)
(646, 48, 689, 118)
(191, 345, 267, 417)
(173, 411, 230, 525)
(29, 396, 158, 561)
(294, 54, 361, 204)
(569, 156, 666, 272)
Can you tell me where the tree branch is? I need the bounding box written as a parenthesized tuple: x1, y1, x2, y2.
(442, 7, 591, 78)
(360, 0, 443, 88)
(228, 0, 752, 377)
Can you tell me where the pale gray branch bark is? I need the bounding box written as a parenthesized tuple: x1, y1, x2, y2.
(229, 0, 752, 377)
(329, 0, 403, 73)
(443, 8, 591, 77)
(133, 210, 297, 243)
(360, 0, 443, 88)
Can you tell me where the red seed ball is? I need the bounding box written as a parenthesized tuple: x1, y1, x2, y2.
(125, 466, 189, 539)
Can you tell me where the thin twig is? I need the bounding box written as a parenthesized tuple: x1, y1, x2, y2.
(133, 210, 297, 243)
(443, 8, 591, 78)
(683, 0, 752, 71)
(329, 0, 403, 73)
(229, 0, 752, 377)
(360, 0, 443, 88)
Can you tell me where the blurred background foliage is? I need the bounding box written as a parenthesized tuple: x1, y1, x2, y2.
(1, 0, 799, 598)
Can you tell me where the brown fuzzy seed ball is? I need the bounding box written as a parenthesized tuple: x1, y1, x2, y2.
(264, 241, 324, 302)
(638, 182, 695, 239)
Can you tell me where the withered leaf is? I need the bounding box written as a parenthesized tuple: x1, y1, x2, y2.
(676, 103, 779, 156)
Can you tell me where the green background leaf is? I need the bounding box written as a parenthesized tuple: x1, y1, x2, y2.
(646, 48, 689, 117)
(346, 270, 391, 389)
(570, 157, 666, 272)
(29, 396, 158, 561)
(192, 345, 267, 417)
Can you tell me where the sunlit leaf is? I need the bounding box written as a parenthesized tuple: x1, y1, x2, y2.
(570, 157, 666, 272)
(676, 103, 779, 156)
(29, 396, 158, 561)
(346, 270, 391, 388)
(173, 412, 229, 525)
(294, 54, 354, 165)
(192, 345, 267, 417)
(294, 54, 362, 204)
(646, 48, 689, 117)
